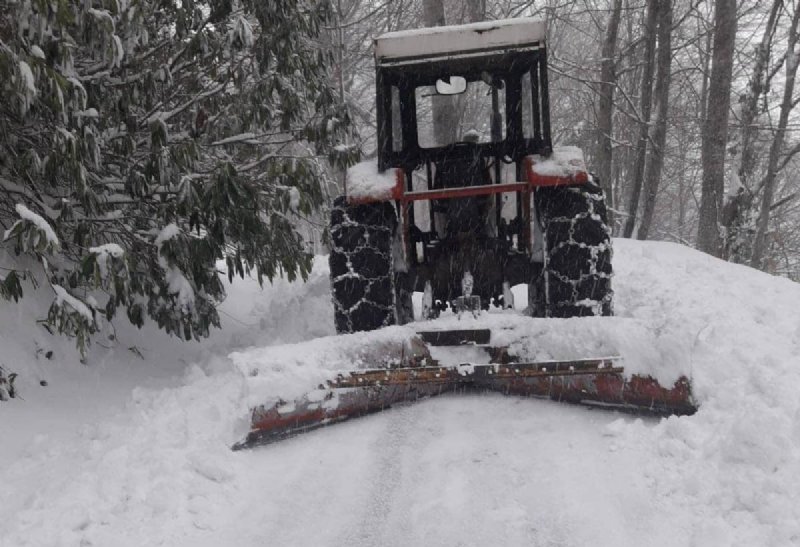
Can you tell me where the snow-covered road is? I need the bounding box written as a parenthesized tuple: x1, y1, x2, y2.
(188, 396, 671, 547)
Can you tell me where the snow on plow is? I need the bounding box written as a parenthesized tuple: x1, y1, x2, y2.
(233, 328, 695, 450)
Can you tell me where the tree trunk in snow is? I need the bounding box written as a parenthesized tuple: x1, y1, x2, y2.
(751, 6, 800, 269)
(596, 0, 623, 228)
(722, 0, 783, 261)
(737, 0, 782, 193)
(421, 0, 445, 34)
(465, 0, 485, 23)
(697, 0, 737, 257)
(637, 1, 673, 240)
(622, 0, 658, 238)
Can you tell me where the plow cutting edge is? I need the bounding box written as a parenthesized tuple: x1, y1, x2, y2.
(234, 331, 694, 450)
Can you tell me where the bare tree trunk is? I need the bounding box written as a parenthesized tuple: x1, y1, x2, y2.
(699, 17, 712, 126)
(465, 0, 485, 23)
(738, 0, 783, 192)
(723, 0, 783, 261)
(637, 1, 673, 240)
(697, 0, 737, 257)
(422, 0, 445, 32)
(677, 137, 688, 242)
(596, 0, 623, 226)
(422, 0, 457, 145)
(751, 6, 800, 268)
(622, 0, 658, 238)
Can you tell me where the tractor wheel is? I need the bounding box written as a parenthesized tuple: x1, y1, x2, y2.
(538, 178, 613, 318)
(329, 197, 398, 333)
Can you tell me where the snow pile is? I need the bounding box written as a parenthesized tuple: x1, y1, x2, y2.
(417, 312, 686, 387)
(375, 17, 546, 61)
(527, 145, 587, 177)
(346, 158, 400, 200)
(605, 240, 800, 545)
(2, 240, 800, 546)
(212, 255, 334, 349)
(232, 325, 423, 409)
(0, 254, 336, 545)
(1, 363, 249, 547)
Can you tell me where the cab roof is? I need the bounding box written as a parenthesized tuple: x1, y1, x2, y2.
(374, 17, 546, 65)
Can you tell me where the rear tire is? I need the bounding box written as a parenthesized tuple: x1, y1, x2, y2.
(538, 178, 613, 318)
(329, 197, 398, 333)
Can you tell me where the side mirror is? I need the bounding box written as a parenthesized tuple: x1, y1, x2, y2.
(435, 76, 467, 95)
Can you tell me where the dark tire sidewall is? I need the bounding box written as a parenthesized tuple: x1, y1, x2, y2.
(330, 197, 398, 333)
(539, 180, 614, 318)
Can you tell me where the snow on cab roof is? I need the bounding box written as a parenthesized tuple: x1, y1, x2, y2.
(374, 17, 546, 64)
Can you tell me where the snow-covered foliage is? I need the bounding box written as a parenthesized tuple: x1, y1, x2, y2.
(88, 244, 125, 278)
(0, 0, 347, 353)
(47, 285, 97, 358)
(0, 365, 17, 401)
(233, 325, 422, 409)
(3, 204, 59, 254)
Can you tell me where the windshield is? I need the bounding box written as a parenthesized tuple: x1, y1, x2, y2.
(415, 78, 506, 149)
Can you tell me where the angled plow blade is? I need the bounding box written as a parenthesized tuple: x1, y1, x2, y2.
(233, 357, 695, 450)
(470, 359, 696, 415)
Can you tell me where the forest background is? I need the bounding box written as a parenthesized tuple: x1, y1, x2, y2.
(1, 0, 798, 354)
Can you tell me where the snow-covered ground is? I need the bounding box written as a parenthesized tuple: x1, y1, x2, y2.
(1, 240, 799, 546)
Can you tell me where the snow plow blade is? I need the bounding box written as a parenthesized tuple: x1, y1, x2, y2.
(234, 353, 695, 450)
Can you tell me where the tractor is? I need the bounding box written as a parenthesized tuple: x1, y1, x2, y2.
(329, 17, 613, 333)
(232, 18, 696, 451)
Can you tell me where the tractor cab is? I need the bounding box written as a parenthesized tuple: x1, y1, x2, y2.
(375, 18, 552, 171)
(331, 17, 612, 334)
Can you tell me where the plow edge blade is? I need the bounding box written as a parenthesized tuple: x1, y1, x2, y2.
(234, 359, 695, 450)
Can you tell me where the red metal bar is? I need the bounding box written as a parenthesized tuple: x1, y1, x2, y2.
(348, 156, 592, 206)
(400, 182, 529, 202)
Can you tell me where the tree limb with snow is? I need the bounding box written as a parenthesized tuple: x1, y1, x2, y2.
(0, 0, 349, 355)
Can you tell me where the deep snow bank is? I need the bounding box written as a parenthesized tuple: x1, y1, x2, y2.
(1, 241, 799, 546)
(609, 240, 800, 545)
(0, 254, 335, 536)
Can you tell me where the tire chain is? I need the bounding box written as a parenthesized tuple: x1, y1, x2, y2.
(329, 199, 397, 333)
(543, 184, 614, 317)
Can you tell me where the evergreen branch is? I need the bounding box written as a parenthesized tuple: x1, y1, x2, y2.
(143, 81, 228, 127)
(0, 177, 59, 220)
